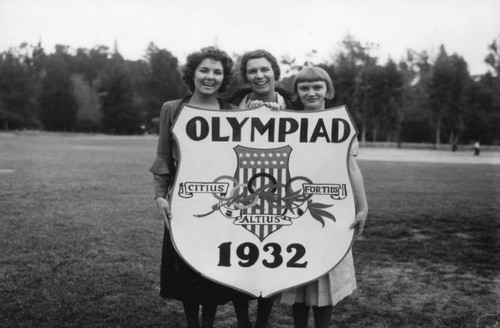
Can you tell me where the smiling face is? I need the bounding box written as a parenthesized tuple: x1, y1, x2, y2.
(193, 58, 224, 97)
(245, 57, 276, 98)
(297, 81, 327, 110)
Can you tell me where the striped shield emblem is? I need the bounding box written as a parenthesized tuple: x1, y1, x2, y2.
(234, 145, 292, 241)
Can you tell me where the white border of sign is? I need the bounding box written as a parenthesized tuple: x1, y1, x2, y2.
(168, 105, 357, 297)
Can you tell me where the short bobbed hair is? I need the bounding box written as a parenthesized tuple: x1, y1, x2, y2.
(182, 47, 234, 93)
(293, 66, 335, 99)
(239, 49, 281, 84)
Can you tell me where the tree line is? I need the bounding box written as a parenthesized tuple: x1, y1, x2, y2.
(1, 35, 499, 146)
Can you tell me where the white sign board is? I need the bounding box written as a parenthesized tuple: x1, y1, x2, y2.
(169, 105, 357, 298)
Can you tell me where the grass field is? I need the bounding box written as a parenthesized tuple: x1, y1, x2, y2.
(1, 132, 499, 328)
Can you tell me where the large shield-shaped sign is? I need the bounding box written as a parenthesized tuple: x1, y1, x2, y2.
(170, 105, 357, 297)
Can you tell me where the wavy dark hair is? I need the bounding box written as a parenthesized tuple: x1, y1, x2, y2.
(181, 47, 234, 94)
(239, 49, 281, 84)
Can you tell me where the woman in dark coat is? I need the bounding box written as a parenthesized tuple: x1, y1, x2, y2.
(150, 46, 238, 328)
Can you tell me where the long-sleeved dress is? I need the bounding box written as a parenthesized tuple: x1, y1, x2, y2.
(150, 96, 247, 304)
(274, 139, 360, 307)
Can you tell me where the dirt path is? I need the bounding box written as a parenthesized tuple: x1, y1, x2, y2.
(358, 148, 500, 165)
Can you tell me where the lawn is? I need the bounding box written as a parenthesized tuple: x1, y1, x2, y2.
(0, 132, 498, 328)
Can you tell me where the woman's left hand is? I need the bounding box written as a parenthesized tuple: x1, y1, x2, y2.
(155, 197, 172, 229)
(350, 209, 367, 239)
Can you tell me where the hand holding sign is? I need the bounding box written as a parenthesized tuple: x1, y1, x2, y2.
(155, 197, 172, 229)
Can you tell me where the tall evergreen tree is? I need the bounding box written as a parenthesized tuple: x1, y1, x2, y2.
(143, 43, 186, 123)
(38, 45, 78, 131)
(98, 52, 142, 134)
(333, 35, 378, 143)
(0, 42, 45, 129)
(429, 46, 470, 147)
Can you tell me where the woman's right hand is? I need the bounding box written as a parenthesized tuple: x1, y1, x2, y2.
(247, 99, 265, 108)
(247, 100, 281, 111)
(155, 197, 172, 229)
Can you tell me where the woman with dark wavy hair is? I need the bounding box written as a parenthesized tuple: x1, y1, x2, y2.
(182, 47, 234, 96)
(149, 46, 238, 328)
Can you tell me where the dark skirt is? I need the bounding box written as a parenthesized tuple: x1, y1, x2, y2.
(160, 227, 252, 304)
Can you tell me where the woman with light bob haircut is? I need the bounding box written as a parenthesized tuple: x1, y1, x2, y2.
(292, 66, 335, 103)
(275, 65, 368, 328)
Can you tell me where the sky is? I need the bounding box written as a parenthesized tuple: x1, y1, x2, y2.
(1, 0, 499, 76)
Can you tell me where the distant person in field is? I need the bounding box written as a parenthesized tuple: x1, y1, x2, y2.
(149, 46, 240, 328)
(226, 49, 297, 328)
(474, 141, 480, 156)
(273, 66, 368, 328)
